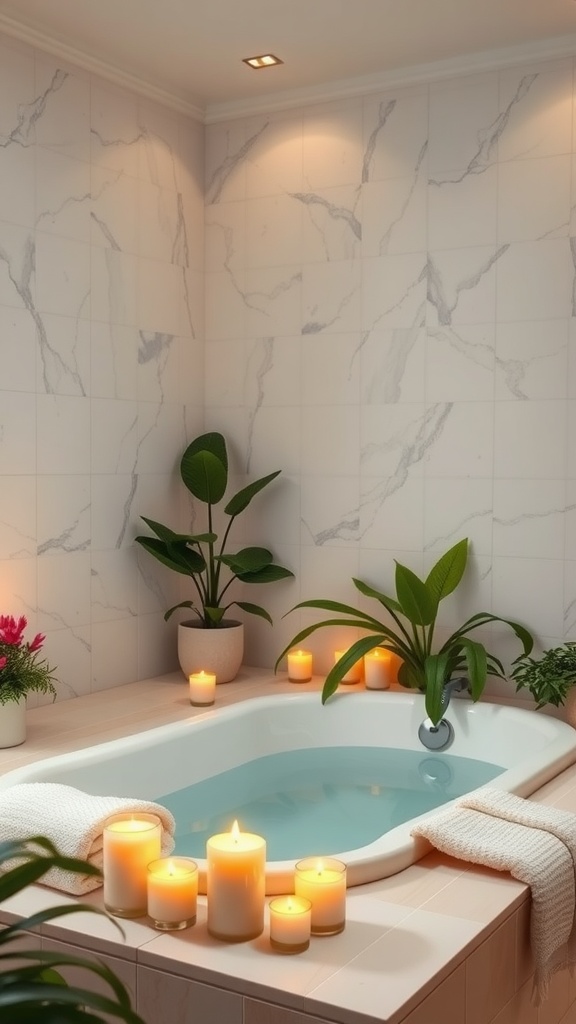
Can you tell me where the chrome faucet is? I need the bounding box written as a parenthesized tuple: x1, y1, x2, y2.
(418, 677, 470, 751)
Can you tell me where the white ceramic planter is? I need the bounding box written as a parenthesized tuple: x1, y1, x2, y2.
(0, 696, 26, 748)
(177, 620, 244, 684)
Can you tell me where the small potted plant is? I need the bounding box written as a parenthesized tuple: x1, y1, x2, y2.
(511, 643, 576, 722)
(0, 615, 57, 748)
(135, 431, 294, 682)
(276, 538, 534, 725)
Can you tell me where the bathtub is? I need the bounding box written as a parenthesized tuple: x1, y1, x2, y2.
(2, 690, 576, 894)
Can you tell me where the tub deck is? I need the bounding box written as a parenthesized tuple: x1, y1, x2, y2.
(1, 669, 576, 1024)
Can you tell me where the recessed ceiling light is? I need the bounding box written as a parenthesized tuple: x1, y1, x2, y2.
(242, 54, 283, 69)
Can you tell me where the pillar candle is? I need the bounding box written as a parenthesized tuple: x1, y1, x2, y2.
(147, 857, 198, 930)
(269, 895, 312, 954)
(103, 813, 162, 918)
(189, 670, 216, 706)
(206, 820, 266, 941)
(295, 857, 347, 935)
(364, 648, 392, 690)
(334, 650, 362, 684)
(287, 649, 313, 682)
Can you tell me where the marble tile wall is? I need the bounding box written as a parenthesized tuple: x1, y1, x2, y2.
(204, 57, 576, 695)
(0, 32, 205, 701)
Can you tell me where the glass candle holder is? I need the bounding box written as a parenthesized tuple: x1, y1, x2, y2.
(103, 813, 162, 918)
(287, 649, 313, 682)
(295, 857, 347, 935)
(269, 895, 312, 953)
(364, 648, 392, 690)
(189, 670, 216, 706)
(147, 857, 198, 930)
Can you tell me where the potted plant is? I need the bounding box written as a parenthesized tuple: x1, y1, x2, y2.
(512, 643, 576, 722)
(276, 538, 534, 726)
(0, 835, 145, 1022)
(135, 431, 294, 682)
(0, 615, 57, 749)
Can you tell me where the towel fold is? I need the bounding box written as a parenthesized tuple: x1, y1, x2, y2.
(411, 787, 576, 1005)
(0, 782, 176, 895)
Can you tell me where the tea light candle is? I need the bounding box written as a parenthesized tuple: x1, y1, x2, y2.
(147, 857, 198, 930)
(287, 649, 313, 682)
(295, 857, 347, 935)
(206, 820, 266, 941)
(269, 895, 312, 954)
(334, 650, 362, 684)
(189, 670, 216, 706)
(364, 648, 392, 690)
(103, 813, 162, 918)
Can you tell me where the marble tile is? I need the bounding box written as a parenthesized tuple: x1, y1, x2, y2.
(362, 176, 427, 257)
(362, 90, 428, 184)
(495, 320, 569, 401)
(493, 479, 566, 560)
(245, 112, 304, 200)
(493, 400, 567, 480)
(497, 61, 573, 164)
(498, 156, 571, 243)
(496, 239, 574, 323)
(302, 101, 364, 189)
(428, 166, 498, 251)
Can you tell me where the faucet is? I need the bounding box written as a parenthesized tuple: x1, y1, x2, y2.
(418, 677, 470, 751)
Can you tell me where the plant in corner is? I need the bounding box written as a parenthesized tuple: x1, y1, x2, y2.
(0, 835, 145, 1022)
(511, 642, 576, 710)
(0, 615, 57, 706)
(276, 538, 534, 726)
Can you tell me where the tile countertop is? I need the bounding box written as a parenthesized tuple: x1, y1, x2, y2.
(1, 669, 576, 1024)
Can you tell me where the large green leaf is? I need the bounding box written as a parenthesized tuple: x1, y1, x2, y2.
(321, 635, 388, 703)
(394, 563, 436, 626)
(352, 578, 403, 615)
(224, 471, 281, 517)
(425, 538, 468, 604)
(424, 653, 451, 724)
(459, 637, 487, 701)
(218, 546, 273, 573)
(180, 447, 228, 505)
(236, 564, 294, 584)
(134, 536, 205, 576)
(233, 601, 273, 624)
(138, 517, 216, 547)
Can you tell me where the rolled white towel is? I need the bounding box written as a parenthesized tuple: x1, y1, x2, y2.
(0, 782, 176, 895)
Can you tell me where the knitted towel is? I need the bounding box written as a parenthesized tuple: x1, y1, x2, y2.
(0, 782, 176, 895)
(411, 787, 576, 1005)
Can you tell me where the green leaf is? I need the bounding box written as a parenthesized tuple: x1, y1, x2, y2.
(204, 606, 226, 626)
(138, 517, 216, 547)
(236, 564, 294, 584)
(224, 470, 281, 517)
(425, 538, 468, 604)
(134, 537, 205, 576)
(218, 547, 273, 573)
(459, 637, 487, 701)
(233, 601, 273, 624)
(424, 653, 451, 725)
(180, 442, 228, 504)
(352, 578, 403, 615)
(321, 636, 388, 704)
(397, 660, 424, 690)
(394, 563, 436, 626)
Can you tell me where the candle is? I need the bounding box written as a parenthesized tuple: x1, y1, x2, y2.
(206, 820, 266, 941)
(294, 857, 347, 935)
(189, 670, 216, 706)
(334, 650, 362, 684)
(364, 648, 392, 690)
(147, 857, 198, 930)
(287, 649, 313, 682)
(269, 895, 312, 954)
(103, 813, 162, 918)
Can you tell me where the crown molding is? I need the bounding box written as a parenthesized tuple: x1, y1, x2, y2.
(204, 31, 576, 124)
(0, 11, 205, 122)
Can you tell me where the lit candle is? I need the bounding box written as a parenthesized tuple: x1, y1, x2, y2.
(334, 650, 362, 684)
(103, 813, 162, 918)
(364, 648, 392, 690)
(189, 670, 216, 706)
(206, 820, 266, 941)
(269, 895, 312, 954)
(287, 649, 313, 682)
(147, 857, 198, 930)
(294, 857, 347, 935)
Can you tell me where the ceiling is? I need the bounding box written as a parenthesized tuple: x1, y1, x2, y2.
(1, 0, 576, 120)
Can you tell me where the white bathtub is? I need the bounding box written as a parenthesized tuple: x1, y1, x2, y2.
(2, 691, 576, 894)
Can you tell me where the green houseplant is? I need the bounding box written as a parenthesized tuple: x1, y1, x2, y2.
(135, 431, 294, 680)
(512, 642, 576, 710)
(276, 538, 533, 725)
(0, 616, 57, 748)
(0, 835, 144, 1022)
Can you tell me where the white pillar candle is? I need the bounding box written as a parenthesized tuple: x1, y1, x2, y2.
(269, 895, 312, 954)
(189, 670, 216, 706)
(334, 650, 362, 684)
(206, 820, 266, 941)
(103, 813, 162, 918)
(287, 649, 313, 682)
(294, 857, 347, 935)
(147, 857, 198, 930)
(364, 648, 392, 690)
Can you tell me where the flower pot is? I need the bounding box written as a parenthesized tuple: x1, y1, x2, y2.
(177, 620, 244, 684)
(0, 696, 26, 748)
(564, 687, 576, 728)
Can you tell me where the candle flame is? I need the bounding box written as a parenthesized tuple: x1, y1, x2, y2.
(231, 819, 240, 843)
(316, 859, 324, 876)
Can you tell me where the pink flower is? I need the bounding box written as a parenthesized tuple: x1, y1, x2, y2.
(0, 615, 26, 646)
(27, 633, 45, 653)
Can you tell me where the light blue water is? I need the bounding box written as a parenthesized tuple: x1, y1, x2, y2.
(159, 746, 504, 861)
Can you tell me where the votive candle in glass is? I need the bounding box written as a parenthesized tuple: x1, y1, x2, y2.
(269, 895, 312, 954)
(287, 649, 313, 682)
(189, 670, 216, 706)
(103, 813, 162, 918)
(364, 648, 392, 690)
(147, 857, 198, 930)
(334, 650, 362, 684)
(206, 820, 266, 941)
(295, 857, 347, 935)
